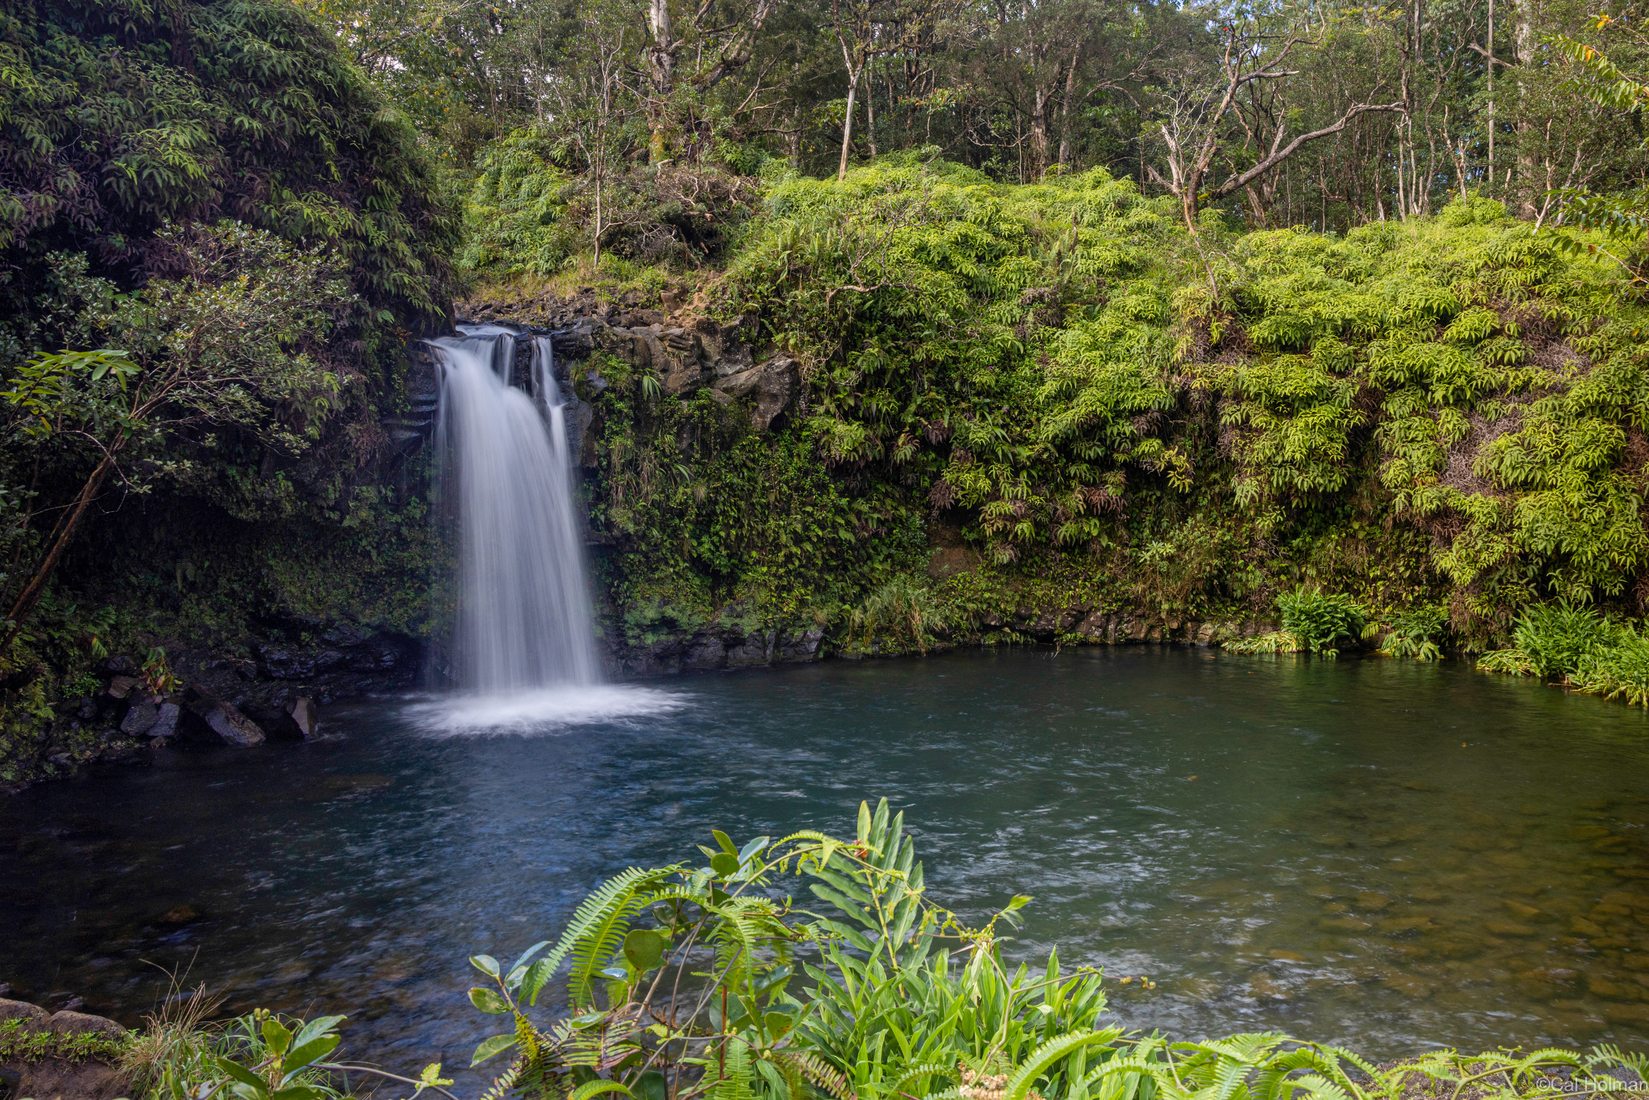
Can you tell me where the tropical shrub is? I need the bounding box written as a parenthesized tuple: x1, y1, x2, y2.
(1506, 602, 1615, 679)
(1378, 605, 1448, 661)
(464, 799, 1120, 1100)
(1570, 626, 1649, 707)
(1277, 587, 1371, 656)
(844, 575, 954, 655)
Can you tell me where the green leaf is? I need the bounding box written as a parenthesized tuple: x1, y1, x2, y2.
(470, 953, 501, 978)
(711, 828, 738, 855)
(710, 851, 741, 877)
(624, 928, 667, 971)
(281, 1034, 340, 1077)
(215, 1056, 270, 1094)
(468, 986, 510, 1014)
(261, 1016, 292, 1057)
(289, 1016, 344, 1051)
(470, 1033, 517, 1066)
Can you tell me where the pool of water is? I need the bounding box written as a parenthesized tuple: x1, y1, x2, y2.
(3, 648, 1648, 1074)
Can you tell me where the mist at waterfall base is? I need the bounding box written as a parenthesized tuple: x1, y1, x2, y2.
(415, 325, 681, 735)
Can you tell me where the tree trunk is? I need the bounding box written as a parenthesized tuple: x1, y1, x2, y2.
(1512, 0, 1537, 216)
(1055, 45, 1081, 169)
(1030, 85, 1052, 181)
(3, 450, 119, 653)
(648, 0, 675, 163)
(866, 64, 878, 158)
(838, 62, 862, 180)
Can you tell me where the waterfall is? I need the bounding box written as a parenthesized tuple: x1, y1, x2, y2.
(430, 325, 599, 693)
(415, 323, 683, 734)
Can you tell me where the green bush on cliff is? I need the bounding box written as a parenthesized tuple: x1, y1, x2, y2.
(506, 157, 1649, 676)
(699, 162, 1649, 655)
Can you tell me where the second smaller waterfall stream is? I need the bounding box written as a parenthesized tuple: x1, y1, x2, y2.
(415, 325, 681, 734)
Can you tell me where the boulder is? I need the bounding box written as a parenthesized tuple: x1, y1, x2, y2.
(0, 999, 48, 1027)
(103, 676, 139, 700)
(0, 1004, 130, 1100)
(118, 700, 159, 738)
(711, 355, 800, 430)
(287, 696, 318, 739)
(148, 703, 181, 741)
(179, 687, 265, 747)
(45, 1011, 127, 1043)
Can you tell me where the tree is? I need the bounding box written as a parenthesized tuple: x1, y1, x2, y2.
(535, 1, 643, 264)
(1148, 20, 1406, 231)
(828, 0, 960, 179)
(1549, 13, 1649, 281)
(0, 225, 352, 648)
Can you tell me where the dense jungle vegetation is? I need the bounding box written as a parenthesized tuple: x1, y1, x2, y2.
(2, 0, 1649, 786)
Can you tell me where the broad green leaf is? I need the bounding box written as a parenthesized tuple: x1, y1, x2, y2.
(468, 986, 510, 1014)
(624, 927, 666, 971)
(470, 1033, 517, 1066)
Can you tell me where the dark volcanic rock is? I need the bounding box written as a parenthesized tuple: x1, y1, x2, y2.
(180, 686, 266, 747)
(148, 703, 181, 741)
(711, 355, 800, 430)
(118, 699, 159, 737)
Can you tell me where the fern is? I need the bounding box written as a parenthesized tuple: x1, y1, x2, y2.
(525, 866, 680, 1007)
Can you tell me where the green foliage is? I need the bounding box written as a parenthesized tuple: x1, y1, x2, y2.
(1571, 625, 1649, 707)
(1225, 630, 1308, 656)
(0, 0, 457, 782)
(1506, 601, 1614, 679)
(844, 575, 953, 655)
(1378, 605, 1447, 661)
(460, 802, 1649, 1100)
(551, 161, 1649, 700)
(1277, 587, 1369, 657)
(1477, 602, 1649, 707)
(460, 130, 579, 280)
(123, 1003, 452, 1100)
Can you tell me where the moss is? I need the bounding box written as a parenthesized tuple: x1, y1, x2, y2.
(0, 1019, 131, 1066)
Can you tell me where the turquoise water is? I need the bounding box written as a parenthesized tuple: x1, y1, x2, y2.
(2, 648, 1646, 1073)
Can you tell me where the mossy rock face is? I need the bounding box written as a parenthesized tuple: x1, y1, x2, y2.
(0, 1004, 132, 1100)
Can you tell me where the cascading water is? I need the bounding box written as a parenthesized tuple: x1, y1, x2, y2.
(417, 324, 679, 733)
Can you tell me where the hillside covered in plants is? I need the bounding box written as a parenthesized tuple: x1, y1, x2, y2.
(0, 0, 1648, 785)
(486, 159, 1649, 694)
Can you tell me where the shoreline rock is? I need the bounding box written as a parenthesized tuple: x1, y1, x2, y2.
(0, 997, 130, 1100)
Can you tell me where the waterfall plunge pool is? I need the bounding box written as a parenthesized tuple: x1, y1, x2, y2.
(2, 648, 1647, 1072)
